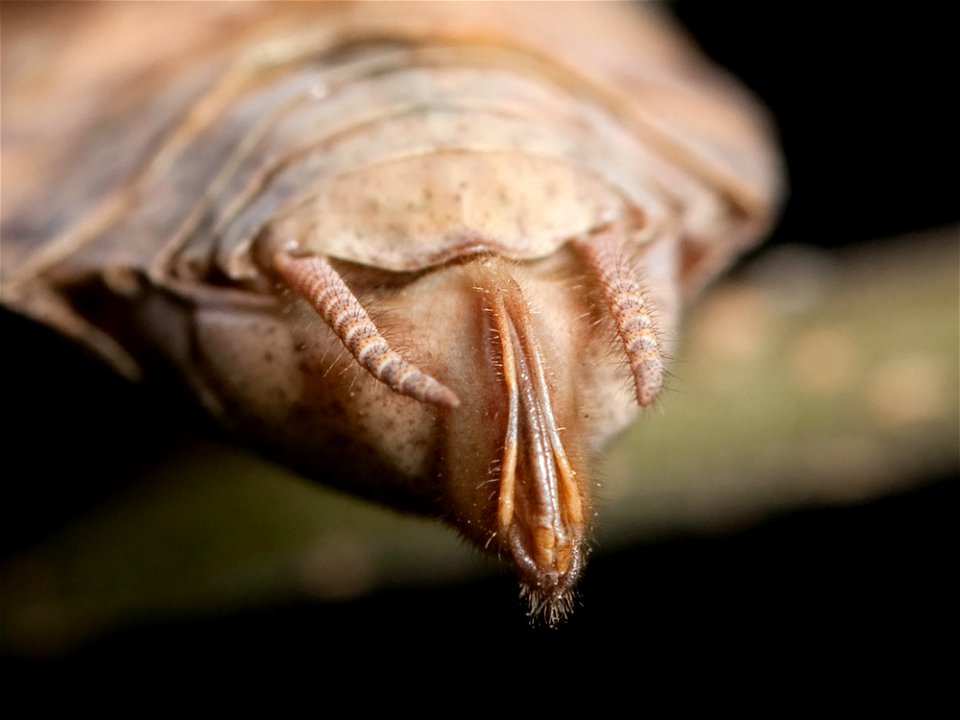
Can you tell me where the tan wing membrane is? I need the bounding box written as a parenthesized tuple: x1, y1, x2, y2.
(575, 231, 664, 407)
(274, 251, 459, 408)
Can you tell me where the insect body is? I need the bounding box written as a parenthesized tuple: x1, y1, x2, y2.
(1, 2, 781, 622)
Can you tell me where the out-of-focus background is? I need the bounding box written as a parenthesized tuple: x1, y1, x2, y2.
(2, 3, 956, 667)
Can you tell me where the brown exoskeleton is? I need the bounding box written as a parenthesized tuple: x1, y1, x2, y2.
(0, 2, 782, 622)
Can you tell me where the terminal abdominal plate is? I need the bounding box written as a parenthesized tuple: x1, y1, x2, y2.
(268, 244, 671, 624)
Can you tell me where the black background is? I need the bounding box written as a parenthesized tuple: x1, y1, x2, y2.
(3, 3, 956, 674)
(674, 3, 957, 248)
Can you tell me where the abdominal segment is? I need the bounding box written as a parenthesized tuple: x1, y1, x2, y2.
(256, 246, 658, 623)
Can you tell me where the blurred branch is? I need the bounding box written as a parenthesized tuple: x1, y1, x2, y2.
(2, 228, 957, 656)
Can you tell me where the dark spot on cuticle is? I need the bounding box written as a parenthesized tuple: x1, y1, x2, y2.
(378, 416, 397, 433)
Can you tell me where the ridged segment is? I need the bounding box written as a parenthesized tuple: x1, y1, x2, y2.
(274, 251, 459, 408)
(576, 231, 664, 407)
